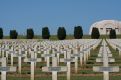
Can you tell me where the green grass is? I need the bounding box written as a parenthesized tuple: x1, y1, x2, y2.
(6, 76, 103, 80)
(6, 76, 121, 80)
(2, 34, 121, 40)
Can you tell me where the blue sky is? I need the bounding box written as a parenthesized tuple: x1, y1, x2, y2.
(0, 0, 121, 35)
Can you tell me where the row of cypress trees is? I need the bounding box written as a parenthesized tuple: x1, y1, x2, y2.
(0, 27, 117, 39)
(0, 26, 83, 39)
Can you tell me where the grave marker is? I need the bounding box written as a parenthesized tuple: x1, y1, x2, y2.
(42, 57, 67, 80)
(24, 51, 41, 80)
(0, 57, 16, 80)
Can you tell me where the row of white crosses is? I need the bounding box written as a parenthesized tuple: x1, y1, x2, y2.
(93, 40, 119, 80)
(0, 39, 101, 80)
(41, 39, 101, 80)
(107, 39, 121, 56)
(0, 40, 38, 80)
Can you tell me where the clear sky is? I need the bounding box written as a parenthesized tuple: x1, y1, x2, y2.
(0, 0, 121, 35)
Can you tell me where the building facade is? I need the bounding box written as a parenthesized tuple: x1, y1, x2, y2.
(89, 20, 121, 35)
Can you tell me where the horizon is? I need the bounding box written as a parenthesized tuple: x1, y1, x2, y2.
(0, 0, 121, 36)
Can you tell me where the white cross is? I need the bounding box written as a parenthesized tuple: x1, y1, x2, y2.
(60, 49, 75, 80)
(24, 51, 41, 80)
(13, 49, 26, 74)
(0, 57, 16, 80)
(42, 57, 67, 80)
(93, 40, 119, 80)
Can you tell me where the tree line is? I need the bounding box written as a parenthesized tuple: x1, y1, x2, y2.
(0, 26, 83, 40)
(0, 27, 117, 39)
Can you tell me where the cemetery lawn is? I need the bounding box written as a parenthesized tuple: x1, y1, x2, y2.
(3, 35, 121, 39)
(0, 40, 120, 80)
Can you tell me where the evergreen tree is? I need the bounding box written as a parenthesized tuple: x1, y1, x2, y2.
(109, 29, 116, 39)
(74, 26, 83, 39)
(91, 27, 100, 39)
(57, 27, 66, 40)
(26, 28, 34, 39)
(42, 27, 50, 39)
(0, 28, 3, 39)
(10, 30, 18, 39)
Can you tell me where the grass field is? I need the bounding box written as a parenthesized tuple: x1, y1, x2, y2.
(2, 34, 121, 39)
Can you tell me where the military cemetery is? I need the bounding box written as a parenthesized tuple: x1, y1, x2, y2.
(0, 38, 121, 80)
(0, 22, 121, 80)
(1, 0, 121, 80)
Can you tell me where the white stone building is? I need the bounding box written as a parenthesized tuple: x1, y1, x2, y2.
(89, 20, 121, 35)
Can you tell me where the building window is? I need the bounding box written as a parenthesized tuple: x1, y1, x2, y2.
(100, 28, 103, 30)
(106, 28, 112, 29)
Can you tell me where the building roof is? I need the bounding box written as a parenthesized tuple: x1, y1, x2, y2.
(89, 20, 121, 34)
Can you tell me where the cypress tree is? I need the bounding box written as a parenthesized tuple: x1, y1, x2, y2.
(10, 30, 18, 39)
(0, 28, 3, 39)
(26, 28, 34, 39)
(91, 27, 100, 39)
(42, 27, 50, 39)
(74, 26, 83, 39)
(109, 29, 116, 39)
(57, 27, 66, 40)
